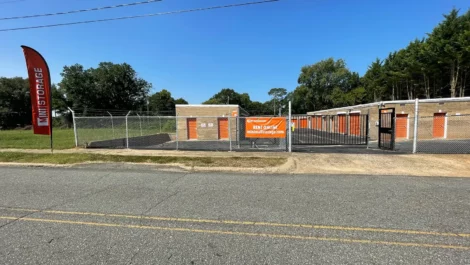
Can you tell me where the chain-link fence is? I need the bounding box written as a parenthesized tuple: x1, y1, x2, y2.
(74, 116, 127, 148)
(413, 114, 470, 154)
(368, 114, 470, 154)
(72, 114, 287, 152)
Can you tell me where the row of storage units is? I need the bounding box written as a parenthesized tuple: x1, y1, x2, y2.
(291, 113, 364, 136)
(395, 113, 449, 139)
(183, 113, 453, 140)
(293, 112, 452, 140)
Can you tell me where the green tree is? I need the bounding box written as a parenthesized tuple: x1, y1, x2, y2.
(245, 101, 268, 115)
(363, 59, 386, 101)
(51, 84, 70, 113)
(297, 58, 361, 110)
(267, 88, 287, 115)
(290, 85, 312, 114)
(427, 9, 468, 97)
(203, 88, 252, 109)
(362, 9, 470, 100)
(58, 62, 151, 110)
(239, 93, 251, 110)
(148, 89, 175, 114)
(0, 77, 31, 128)
(203, 88, 239, 105)
(174, 98, 188, 105)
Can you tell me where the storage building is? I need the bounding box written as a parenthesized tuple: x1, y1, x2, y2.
(306, 97, 470, 141)
(175, 105, 239, 141)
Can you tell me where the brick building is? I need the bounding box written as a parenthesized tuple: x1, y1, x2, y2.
(305, 97, 470, 141)
(175, 105, 239, 141)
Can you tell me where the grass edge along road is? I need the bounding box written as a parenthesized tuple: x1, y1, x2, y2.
(0, 152, 286, 168)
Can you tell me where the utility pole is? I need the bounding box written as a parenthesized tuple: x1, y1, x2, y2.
(288, 101, 292, 153)
(273, 99, 276, 116)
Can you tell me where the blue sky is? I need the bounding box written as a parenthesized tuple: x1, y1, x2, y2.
(1, 0, 469, 104)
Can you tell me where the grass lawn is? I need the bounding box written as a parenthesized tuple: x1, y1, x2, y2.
(0, 129, 75, 149)
(0, 152, 286, 168)
(0, 127, 176, 150)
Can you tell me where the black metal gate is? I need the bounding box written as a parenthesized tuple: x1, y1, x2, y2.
(291, 114, 369, 145)
(378, 108, 395, 150)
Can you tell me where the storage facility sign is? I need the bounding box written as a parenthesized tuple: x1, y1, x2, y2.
(245, 117, 286, 138)
(21, 45, 52, 135)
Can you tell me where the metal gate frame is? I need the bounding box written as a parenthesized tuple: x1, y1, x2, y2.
(290, 114, 369, 146)
(378, 108, 395, 150)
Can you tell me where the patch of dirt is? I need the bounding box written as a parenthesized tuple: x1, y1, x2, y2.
(1, 148, 469, 177)
(292, 153, 470, 177)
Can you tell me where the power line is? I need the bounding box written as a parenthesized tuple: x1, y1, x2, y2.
(0, 0, 163, 21)
(0, 0, 279, 32)
(0, 0, 26, 4)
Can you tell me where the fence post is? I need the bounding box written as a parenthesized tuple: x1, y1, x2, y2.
(288, 101, 292, 153)
(412, 98, 419, 154)
(68, 107, 78, 147)
(125, 111, 131, 149)
(175, 115, 179, 151)
(107, 111, 115, 139)
(229, 116, 232, 152)
(237, 116, 240, 149)
(137, 113, 142, 136)
(366, 114, 370, 148)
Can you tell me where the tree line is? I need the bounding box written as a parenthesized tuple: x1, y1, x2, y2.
(363, 9, 470, 101)
(0, 62, 189, 128)
(1, 9, 468, 128)
(201, 9, 470, 113)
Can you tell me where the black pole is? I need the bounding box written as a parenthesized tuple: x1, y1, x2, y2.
(50, 89, 53, 154)
(366, 114, 369, 147)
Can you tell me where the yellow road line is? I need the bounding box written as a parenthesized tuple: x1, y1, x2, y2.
(0, 216, 468, 250)
(1, 207, 469, 238)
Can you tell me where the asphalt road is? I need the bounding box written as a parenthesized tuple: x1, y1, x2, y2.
(0, 165, 469, 264)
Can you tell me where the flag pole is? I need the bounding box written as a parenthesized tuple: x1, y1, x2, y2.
(50, 89, 53, 154)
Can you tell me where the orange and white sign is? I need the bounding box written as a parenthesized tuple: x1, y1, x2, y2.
(245, 117, 286, 138)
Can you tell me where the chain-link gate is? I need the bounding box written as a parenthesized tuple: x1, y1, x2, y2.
(378, 108, 395, 150)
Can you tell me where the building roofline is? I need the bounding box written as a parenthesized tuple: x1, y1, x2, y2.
(176, 104, 239, 107)
(306, 97, 470, 115)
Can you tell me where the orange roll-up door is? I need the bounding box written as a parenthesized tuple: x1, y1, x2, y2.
(433, 113, 446, 138)
(187, 118, 197, 140)
(218, 118, 229, 139)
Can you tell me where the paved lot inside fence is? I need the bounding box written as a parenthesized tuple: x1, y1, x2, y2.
(292, 128, 367, 145)
(140, 139, 286, 152)
(394, 139, 470, 154)
(87, 132, 470, 154)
